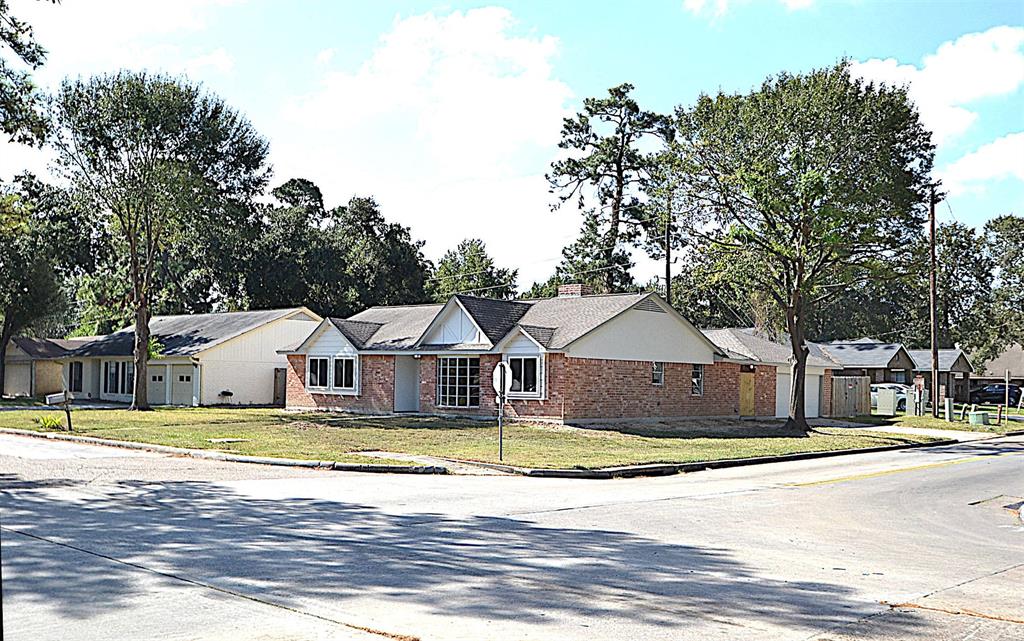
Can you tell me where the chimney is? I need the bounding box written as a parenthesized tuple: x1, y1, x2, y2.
(557, 283, 593, 298)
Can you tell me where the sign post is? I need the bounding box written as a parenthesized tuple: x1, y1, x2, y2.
(492, 362, 513, 461)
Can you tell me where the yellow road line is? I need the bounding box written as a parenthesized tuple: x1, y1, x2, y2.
(788, 452, 1018, 487)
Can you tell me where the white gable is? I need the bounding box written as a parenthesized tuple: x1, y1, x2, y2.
(502, 330, 543, 354)
(422, 303, 486, 345)
(306, 324, 358, 356)
(565, 299, 715, 364)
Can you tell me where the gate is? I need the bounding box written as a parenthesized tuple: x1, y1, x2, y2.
(830, 376, 871, 417)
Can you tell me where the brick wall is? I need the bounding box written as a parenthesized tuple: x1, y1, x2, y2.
(754, 366, 776, 417)
(822, 369, 833, 417)
(561, 359, 744, 420)
(285, 354, 395, 413)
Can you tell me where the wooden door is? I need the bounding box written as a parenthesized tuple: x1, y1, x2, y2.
(273, 368, 287, 407)
(739, 372, 755, 416)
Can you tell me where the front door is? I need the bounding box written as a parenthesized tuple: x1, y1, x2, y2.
(394, 356, 420, 412)
(739, 372, 755, 416)
(273, 368, 287, 407)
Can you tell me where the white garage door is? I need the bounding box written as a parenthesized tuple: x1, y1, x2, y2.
(776, 369, 821, 418)
(3, 362, 31, 397)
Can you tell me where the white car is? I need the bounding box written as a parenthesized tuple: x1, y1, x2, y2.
(871, 383, 910, 411)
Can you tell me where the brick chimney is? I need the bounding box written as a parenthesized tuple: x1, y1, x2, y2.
(557, 283, 594, 298)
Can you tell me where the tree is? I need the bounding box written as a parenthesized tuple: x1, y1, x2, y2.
(547, 84, 669, 292)
(0, 176, 94, 392)
(674, 62, 934, 432)
(246, 179, 431, 317)
(51, 72, 271, 409)
(0, 0, 52, 144)
(641, 150, 691, 304)
(527, 211, 635, 298)
(974, 214, 1024, 364)
(428, 239, 517, 301)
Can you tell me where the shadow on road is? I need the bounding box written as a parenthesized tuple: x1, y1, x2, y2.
(1, 473, 927, 637)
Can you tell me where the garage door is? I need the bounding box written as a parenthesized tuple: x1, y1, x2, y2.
(170, 365, 194, 405)
(776, 369, 821, 418)
(3, 362, 31, 397)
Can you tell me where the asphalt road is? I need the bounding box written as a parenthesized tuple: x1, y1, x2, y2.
(1, 432, 1022, 641)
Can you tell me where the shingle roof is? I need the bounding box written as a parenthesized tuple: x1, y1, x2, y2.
(908, 349, 974, 373)
(816, 341, 906, 368)
(453, 295, 532, 344)
(10, 337, 95, 359)
(345, 303, 444, 350)
(519, 325, 556, 348)
(702, 328, 837, 368)
(515, 293, 649, 349)
(329, 319, 384, 349)
(70, 308, 309, 358)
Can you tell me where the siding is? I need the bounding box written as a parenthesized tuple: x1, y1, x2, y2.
(565, 307, 715, 364)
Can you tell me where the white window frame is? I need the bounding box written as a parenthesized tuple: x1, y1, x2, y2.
(332, 356, 358, 394)
(652, 362, 665, 386)
(307, 357, 330, 390)
(68, 361, 83, 393)
(505, 354, 544, 400)
(691, 364, 704, 396)
(436, 356, 481, 408)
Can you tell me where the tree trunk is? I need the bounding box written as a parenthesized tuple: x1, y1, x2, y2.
(0, 317, 13, 396)
(131, 300, 151, 410)
(785, 291, 811, 434)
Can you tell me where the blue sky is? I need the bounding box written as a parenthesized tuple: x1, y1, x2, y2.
(3, 0, 1022, 288)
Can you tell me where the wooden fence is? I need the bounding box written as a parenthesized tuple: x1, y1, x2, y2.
(830, 376, 871, 417)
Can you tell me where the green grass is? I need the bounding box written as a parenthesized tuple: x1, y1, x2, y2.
(0, 407, 940, 470)
(860, 411, 1020, 434)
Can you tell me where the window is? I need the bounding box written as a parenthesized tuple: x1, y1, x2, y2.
(652, 362, 665, 386)
(893, 370, 907, 383)
(308, 357, 329, 388)
(69, 362, 83, 393)
(125, 362, 135, 393)
(437, 357, 480, 407)
(104, 361, 133, 395)
(334, 357, 356, 390)
(691, 364, 704, 396)
(508, 356, 539, 396)
(152, 375, 163, 383)
(179, 375, 191, 383)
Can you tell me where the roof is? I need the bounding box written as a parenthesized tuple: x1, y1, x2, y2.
(816, 341, 908, 368)
(329, 319, 384, 349)
(976, 344, 1023, 377)
(70, 308, 314, 358)
(908, 348, 974, 373)
(452, 295, 532, 344)
(9, 337, 96, 360)
(345, 303, 444, 350)
(514, 293, 649, 349)
(701, 328, 837, 369)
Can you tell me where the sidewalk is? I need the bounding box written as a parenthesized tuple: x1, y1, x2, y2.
(840, 424, 1002, 442)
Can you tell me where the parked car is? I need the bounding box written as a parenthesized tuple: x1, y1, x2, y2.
(871, 383, 909, 411)
(969, 383, 1022, 406)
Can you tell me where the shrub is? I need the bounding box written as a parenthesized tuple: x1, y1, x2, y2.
(37, 414, 64, 430)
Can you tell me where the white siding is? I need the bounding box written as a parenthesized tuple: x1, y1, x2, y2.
(200, 316, 319, 405)
(776, 366, 825, 418)
(306, 324, 358, 356)
(566, 306, 715, 364)
(422, 304, 485, 345)
(503, 332, 541, 354)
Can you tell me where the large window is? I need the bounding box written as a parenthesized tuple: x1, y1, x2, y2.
(334, 357, 356, 391)
(437, 357, 480, 407)
(652, 362, 665, 386)
(308, 357, 329, 388)
(68, 361, 83, 393)
(691, 364, 704, 396)
(103, 361, 133, 395)
(508, 356, 540, 397)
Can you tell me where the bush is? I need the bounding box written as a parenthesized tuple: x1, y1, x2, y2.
(37, 414, 64, 430)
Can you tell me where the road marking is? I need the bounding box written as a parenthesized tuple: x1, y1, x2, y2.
(787, 452, 1018, 487)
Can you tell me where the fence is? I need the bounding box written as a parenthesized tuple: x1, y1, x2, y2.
(830, 376, 871, 417)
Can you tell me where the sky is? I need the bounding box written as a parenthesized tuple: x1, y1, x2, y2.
(2, 0, 1022, 290)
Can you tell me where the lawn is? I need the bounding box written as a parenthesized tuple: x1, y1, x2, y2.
(859, 411, 1021, 434)
(0, 407, 939, 470)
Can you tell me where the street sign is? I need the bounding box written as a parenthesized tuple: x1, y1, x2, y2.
(492, 361, 513, 396)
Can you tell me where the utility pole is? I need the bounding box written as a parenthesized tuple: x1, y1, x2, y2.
(664, 191, 673, 307)
(929, 185, 940, 418)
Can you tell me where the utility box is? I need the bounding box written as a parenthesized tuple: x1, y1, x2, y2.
(877, 389, 898, 416)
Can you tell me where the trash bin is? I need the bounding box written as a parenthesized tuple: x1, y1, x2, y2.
(968, 411, 989, 426)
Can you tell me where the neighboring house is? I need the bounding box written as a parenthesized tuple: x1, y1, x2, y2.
(282, 285, 792, 422)
(1, 336, 97, 398)
(972, 344, 1024, 388)
(816, 339, 917, 385)
(703, 328, 838, 419)
(57, 308, 320, 406)
(907, 348, 974, 402)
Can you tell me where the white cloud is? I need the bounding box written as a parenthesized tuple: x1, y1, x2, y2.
(271, 8, 577, 287)
(939, 132, 1024, 196)
(851, 26, 1024, 146)
(683, 0, 814, 18)
(184, 48, 234, 75)
(315, 48, 336, 66)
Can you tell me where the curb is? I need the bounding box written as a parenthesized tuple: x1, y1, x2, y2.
(0, 428, 448, 475)
(442, 438, 965, 479)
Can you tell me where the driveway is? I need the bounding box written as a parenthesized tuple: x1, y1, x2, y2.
(2, 433, 1022, 640)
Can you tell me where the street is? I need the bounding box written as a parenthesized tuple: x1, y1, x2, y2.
(1, 432, 1023, 641)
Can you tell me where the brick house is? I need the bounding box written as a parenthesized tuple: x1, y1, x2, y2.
(282, 286, 833, 422)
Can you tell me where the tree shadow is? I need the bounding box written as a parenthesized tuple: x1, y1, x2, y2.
(1, 473, 928, 638)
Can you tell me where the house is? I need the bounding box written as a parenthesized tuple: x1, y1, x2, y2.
(282, 285, 799, 422)
(907, 348, 974, 402)
(972, 344, 1024, 388)
(53, 307, 320, 406)
(816, 339, 917, 385)
(702, 328, 838, 419)
(2, 336, 98, 398)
